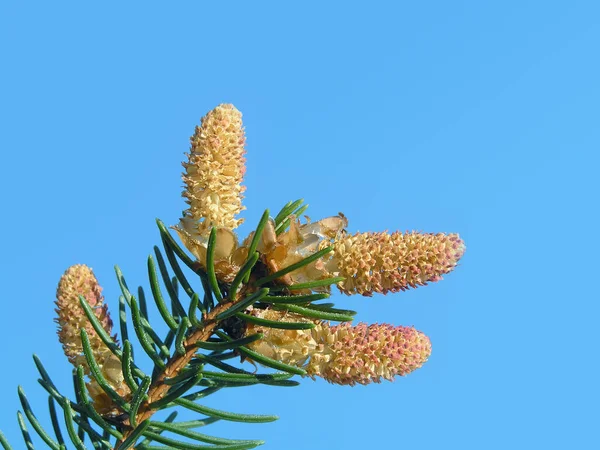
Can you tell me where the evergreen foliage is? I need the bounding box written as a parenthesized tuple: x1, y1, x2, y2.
(4, 207, 358, 449)
(2, 104, 464, 449)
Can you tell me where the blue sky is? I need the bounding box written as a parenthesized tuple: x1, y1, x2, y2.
(0, 1, 598, 448)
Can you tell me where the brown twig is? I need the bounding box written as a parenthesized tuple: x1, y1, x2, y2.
(114, 300, 230, 448)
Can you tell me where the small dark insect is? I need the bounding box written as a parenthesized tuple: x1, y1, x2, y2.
(220, 315, 247, 341)
(103, 411, 129, 427)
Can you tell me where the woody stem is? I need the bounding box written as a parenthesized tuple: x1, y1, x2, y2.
(114, 300, 231, 449)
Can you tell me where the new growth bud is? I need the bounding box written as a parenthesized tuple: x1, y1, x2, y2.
(331, 231, 465, 296)
(178, 103, 246, 235)
(175, 104, 247, 281)
(246, 310, 431, 385)
(55, 264, 128, 412)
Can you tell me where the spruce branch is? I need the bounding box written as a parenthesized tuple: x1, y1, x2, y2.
(115, 292, 266, 446)
(1, 103, 466, 449)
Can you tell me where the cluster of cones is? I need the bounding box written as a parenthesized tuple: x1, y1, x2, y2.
(55, 104, 466, 406)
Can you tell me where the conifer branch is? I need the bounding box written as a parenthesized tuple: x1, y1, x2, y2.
(0, 103, 465, 449)
(114, 299, 244, 446)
